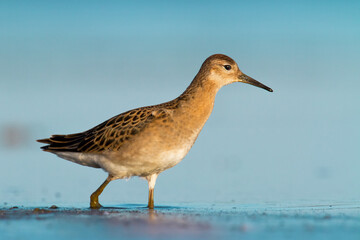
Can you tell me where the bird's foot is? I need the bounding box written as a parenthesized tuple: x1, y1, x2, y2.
(148, 202, 154, 209)
(90, 194, 102, 209)
(90, 201, 102, 209)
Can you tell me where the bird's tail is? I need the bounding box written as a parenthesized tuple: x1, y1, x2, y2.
(37, 133, 85, 152)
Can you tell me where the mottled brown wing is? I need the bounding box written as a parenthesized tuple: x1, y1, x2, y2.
(38, 107, 168, 153)
(77, 107, 163, 153)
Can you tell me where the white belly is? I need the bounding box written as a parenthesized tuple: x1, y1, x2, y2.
(55, 152, 103, 168)
(157, 147, 190, 169)
(99, 144, 192, 178)
(54, 143, 191, 179)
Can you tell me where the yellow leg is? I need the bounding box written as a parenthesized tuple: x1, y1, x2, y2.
(90, 175, 113, 209)
(148, 188, 154, 209)
(146, 174, 158, 209)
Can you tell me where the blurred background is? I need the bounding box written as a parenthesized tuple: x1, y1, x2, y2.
(1, 0, 359, 207)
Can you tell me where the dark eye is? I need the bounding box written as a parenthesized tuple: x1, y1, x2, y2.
(224, 65, 231, 70)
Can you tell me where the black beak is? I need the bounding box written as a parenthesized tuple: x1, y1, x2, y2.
(238, 74, 273, 92)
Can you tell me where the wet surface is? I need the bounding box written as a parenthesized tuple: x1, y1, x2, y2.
(1, 203, 359, 240)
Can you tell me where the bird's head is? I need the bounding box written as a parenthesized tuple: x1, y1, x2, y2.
(199, 54, 273, 92)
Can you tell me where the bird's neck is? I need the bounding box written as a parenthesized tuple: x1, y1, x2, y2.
(174, 76, 220, 129)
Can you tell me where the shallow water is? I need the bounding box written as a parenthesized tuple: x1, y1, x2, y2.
(1, 203, 360, 240)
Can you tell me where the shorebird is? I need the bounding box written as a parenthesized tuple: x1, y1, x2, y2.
(37, 54, 273, 209)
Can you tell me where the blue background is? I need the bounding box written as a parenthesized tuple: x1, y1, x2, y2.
(1, 0, 359, 206)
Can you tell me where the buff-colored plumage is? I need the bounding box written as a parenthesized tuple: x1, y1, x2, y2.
(38, 54, 273, 209)
(38, 107, 166, 153)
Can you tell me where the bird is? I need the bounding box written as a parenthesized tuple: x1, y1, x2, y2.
(37, 54, 273, 209)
